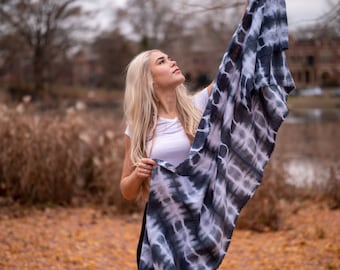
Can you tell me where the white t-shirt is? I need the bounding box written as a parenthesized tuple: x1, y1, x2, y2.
(125, 88, 209, 166)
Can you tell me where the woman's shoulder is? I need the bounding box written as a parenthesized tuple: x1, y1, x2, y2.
(192, 87, 209, 111)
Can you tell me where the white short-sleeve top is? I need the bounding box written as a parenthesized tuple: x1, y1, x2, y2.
(125, 88, 209, 166)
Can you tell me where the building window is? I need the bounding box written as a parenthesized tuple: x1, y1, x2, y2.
(305, 70, 310, 84)
(307, 56, 314, 66)
(297, 71, 302, 82)
(320, 52, 332, 62)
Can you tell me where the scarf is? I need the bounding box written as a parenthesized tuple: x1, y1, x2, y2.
(139, 0, 295, 269)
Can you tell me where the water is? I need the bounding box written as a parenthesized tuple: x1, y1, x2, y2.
(286, 108, 340, 124)
(275, 108, 340, 188)
(282, 155, 338, 189)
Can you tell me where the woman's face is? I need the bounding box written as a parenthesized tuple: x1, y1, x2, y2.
(149, 50, 185, 90)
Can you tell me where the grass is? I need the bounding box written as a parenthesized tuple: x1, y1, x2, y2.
(0, 88, 339, 230)
(0, 101, 138, 213)
(49, 85, 125, 102)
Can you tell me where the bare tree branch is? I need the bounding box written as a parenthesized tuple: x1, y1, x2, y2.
(0, 0, 86, 93)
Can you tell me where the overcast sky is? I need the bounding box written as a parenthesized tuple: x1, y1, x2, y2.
(285, 0, 335, 27)
(85, 0, 336, 34)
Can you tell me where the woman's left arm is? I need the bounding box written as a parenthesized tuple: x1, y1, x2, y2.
(206, 0, 249, 97)
(206, 82, 214, 96)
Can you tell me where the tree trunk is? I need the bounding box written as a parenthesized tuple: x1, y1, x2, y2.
(33, 46, 45, 97)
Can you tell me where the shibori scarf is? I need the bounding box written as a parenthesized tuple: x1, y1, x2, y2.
(139, 0, 295, 269)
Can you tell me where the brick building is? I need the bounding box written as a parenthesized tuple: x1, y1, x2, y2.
(177, 34, 340, 92)
(71, 49, 103, 87)
(286, 38, 340, 89)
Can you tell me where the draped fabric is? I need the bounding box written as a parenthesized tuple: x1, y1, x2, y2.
(139, 0, 295, 269)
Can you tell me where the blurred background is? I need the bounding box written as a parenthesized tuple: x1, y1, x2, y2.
(0, 0, 339, 269)
(0, 0, 339, 228)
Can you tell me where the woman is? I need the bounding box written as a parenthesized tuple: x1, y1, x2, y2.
(120, 0, 249, 202)
(121, 2, 251, 268)
(120, 49, 212, 266)
(120, 50, 212, 202)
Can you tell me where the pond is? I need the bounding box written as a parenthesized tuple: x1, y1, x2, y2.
(273, 108, 340, 189)
(286, 108, 340, 124)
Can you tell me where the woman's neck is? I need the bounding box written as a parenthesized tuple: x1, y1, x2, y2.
(156, 88, 178, 118)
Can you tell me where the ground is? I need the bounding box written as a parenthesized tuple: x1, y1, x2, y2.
(0, 201, 339, 270)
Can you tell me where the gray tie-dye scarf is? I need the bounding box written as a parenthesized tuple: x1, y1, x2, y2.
(139, 0, 295, 269)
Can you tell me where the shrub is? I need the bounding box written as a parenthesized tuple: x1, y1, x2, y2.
(0, 103, 138, 213)
(237, 161, 290, 232)
(1, 100, 338, 222)
(7, 84, 38, 101)
(319, 164, 340, 210)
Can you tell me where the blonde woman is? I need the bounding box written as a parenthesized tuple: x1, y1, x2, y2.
(120, 49, 212, 265)
(121, 2, 250, 267)
(120, 0, 248, 202)
(120, 50, 212, 201)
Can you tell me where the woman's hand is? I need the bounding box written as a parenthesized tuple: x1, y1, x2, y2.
(136, 158, 157, 179)
(120, 136, 158, 201)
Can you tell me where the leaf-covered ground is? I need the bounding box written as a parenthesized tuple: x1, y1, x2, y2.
(0, 202, 338, 270)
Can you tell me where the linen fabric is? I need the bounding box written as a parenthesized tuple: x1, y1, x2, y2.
(139, 0, 295, 269)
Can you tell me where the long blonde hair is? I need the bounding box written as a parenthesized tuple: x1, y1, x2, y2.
(124, 49, 202, 201)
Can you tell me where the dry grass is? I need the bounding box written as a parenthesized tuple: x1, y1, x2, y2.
(0, 100, 138, 213)
(0, 95, 339, 231)
(238, 120, 340, 231)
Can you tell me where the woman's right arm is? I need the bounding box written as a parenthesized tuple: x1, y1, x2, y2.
(120, 135, 156, 201)
(206, 1, 248, 96)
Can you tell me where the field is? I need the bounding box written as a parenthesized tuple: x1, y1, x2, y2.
(0, 201, 338, 270)
(0, 88, 339, 269)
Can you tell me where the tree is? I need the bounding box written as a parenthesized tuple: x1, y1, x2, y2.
(112, 0, 244, 85)
(291, 0, 339, 40)
(92, 29, 137, 89)
(115, 0, 189, 51)
(0, 33, 31, 83)
(109, 0, 245, 91)
(0, 0, 85, 94)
